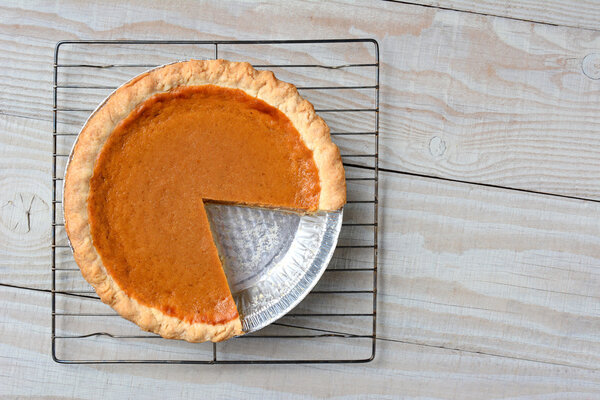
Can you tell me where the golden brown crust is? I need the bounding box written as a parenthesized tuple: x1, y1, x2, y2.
(64, 59, 345, 343)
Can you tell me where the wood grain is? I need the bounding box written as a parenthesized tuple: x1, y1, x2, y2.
(2, 0, 600, 398)
(45, 170, 600, 369)
(406, 0, 600, 31)
(4, 286, 600, 399)
(2, 0, 600, 199)
(379, 172, 600, 370)
(378, 9, 600, 199)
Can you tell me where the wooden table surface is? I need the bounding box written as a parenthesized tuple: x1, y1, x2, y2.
(2, 1, 600, 398)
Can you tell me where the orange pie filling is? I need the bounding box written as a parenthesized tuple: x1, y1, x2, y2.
(88, 85, 321, 325)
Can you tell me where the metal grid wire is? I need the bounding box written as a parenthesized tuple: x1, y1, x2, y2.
(52, 39, 379, 364)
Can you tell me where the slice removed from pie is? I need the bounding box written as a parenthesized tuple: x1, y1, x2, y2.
(64, 60, 346, 342)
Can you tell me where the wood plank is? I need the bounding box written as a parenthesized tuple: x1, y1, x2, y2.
(3, 286, 600, 399)
(0, 0, 599, 367)
(6, 147, 600, 370)
(378, 7, 600, 199)
(404, 0, 600, 31)
(2, 1, 600, 198)
(0, 114, 50, 289)
(380, 172, 600, 370)
(2, 0, 600, 397)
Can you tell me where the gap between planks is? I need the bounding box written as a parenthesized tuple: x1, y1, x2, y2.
(381, 0, 600, 33)
(345, 163, 600, 205)
(1, 281, 598, 371)
(378, 168, 600, 204)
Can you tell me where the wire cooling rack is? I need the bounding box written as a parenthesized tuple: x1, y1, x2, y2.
(52, 39, 379, 364)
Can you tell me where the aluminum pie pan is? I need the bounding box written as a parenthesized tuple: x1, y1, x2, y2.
(205, 204, 342, 334)
(62, 62, 344, 336)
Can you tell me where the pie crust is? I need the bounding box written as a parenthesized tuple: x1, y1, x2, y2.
(63, 59, 346, 342)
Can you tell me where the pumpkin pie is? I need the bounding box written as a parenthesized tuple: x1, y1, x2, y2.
(63, 59, 346, 343)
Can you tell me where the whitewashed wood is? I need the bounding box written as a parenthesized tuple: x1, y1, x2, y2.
(409, 0, 600, 31)
(2, 0, 600, 198)
(378, 8, 600, 199)
(2, 0, 600, 398)
(44, 169, 600, 370)
(0, 115, 50, 287)
(4, 286, 600, 399)
(379, 172, 600, 370)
